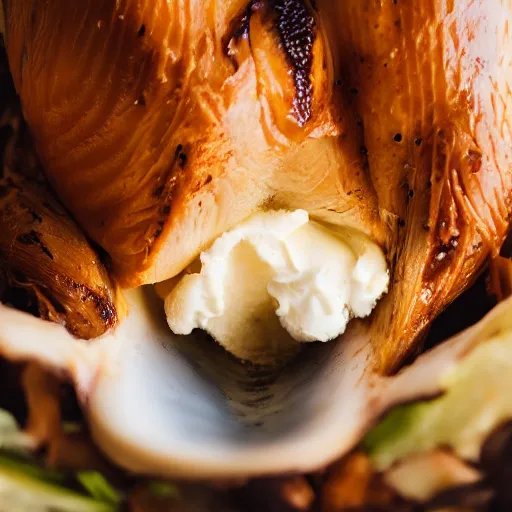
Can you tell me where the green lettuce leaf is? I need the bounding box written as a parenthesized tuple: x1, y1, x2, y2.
(0, 409, 122, 510)
(0, 453, 116, 512)
(364, 328, 512, 469)
(77, 472, 122, 505)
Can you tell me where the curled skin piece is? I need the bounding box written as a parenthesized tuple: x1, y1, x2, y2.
(0, 51, 122, 339)
(3, 1, 512, 369)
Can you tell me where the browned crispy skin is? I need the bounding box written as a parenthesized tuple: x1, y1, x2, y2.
(319, 0, 512, 371)
(0, 175, 122, 339)
(0, 60, 122, 339)
(4, 0, 384, 286)
(4, 1, 512, 369)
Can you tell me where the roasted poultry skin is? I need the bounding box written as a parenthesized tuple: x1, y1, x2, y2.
(3, 0, 512, 371)
(340, 0, 512, 369)
(3, 0, 385, 286)
(0, 53, 122, 339)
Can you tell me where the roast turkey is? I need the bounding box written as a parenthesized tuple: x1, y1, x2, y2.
(3, 0, 512, 370)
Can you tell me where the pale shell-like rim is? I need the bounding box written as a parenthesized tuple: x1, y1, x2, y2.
(0, 288, 509, 478)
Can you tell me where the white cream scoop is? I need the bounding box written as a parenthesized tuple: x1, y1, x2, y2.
(163, 210, 389, 364)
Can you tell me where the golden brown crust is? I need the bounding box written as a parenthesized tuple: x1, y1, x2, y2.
(4, 0, 383, 286)
(0, 64, 123, 340)
(4, 1, 512, 370)
(0, 175, 122, 339)
(319, 0, 512, 371)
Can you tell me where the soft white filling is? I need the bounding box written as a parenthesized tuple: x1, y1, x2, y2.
(163, 210, 389, 355)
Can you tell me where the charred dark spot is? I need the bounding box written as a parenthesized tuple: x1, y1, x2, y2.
(393, 133, 402, 143)
(178, 152, 187, 167)
(360, 145, 368, 155)
(29, 209, 43, 223)
(408, 189, 414, 198)
(334, 79, 342, 86)
(350, 87, 359, 95)
(205, 175, 213, 185)
(98, 301, 115, 323)
(398, 219, 406, 227)
(17, 230, 40, 246)
(40, 245, 53, 260)
(467, 149, 483, 173)
(175, 144, 183, 157)
(153, 185, 164, 197)
(16, 230, 53, 259)
(415, 137, 423, 146)
(272, 0, 316, 127)
(136, 94, 146, 106)
(65, 279, 118, 333)
(17, 201, 44, 224)
(137, 24, 146, 37)
(162, 204, 171, 215)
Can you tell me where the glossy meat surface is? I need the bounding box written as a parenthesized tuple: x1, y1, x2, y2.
(323, 0, 512, 369)
(0, 52, 122, 339)
(4, 0, 385, 285)
(4, 0, 512, 369)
